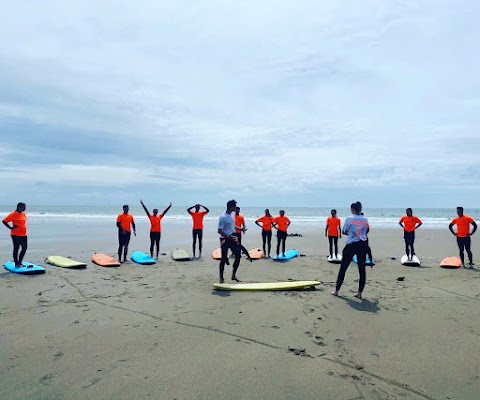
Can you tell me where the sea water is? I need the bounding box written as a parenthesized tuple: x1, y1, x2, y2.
(1, 205, 477, 229)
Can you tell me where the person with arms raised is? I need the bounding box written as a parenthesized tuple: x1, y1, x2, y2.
(449, 207, 477, 268)
(117, 205, 136, 263)
(141, 200, 172, 259)
(2, 202, 28, 268)
(187, 204, 210, 259)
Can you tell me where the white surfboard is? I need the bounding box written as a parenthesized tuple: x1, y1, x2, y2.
(327, 255, 342, 264)
(171, 248, 191, 261)
(401, 255, 421, 266)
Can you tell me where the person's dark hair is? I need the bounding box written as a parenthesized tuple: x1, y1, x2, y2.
(351, 202, 362, 214)
(331, 209, 337, 213)
(17, 202, 26, 209)
(227, 200, 237, 209)
(123, 204, 129, 208)
(406, 207, 412, 213)
(457, 206, 463, 212)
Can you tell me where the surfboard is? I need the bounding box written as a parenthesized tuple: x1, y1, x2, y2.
(248, 248, 264, 259)
(212, 248, 222, 260)
(440, 257, 462, 269)
(352, 255, 375, 266)
(92, 253, 120, 267)
(327, 255, 342, 264)
(4, 261, 46, 275)
(131, 251, 156, 265)
(273, 249, 299, 261)
(171, 248, 191, 261)
(45, 255, 87, 269)
(213, 280, 321, 291)
(401, 255, 421, 266)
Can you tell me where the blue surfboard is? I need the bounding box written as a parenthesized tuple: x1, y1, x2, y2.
(352, 255, 375, 267)
(131, 251, 156, 265)
(4, 261, 46, 275)
(273, 249, 299, 261)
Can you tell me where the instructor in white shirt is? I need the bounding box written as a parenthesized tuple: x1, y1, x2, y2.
(218, 199, 243, 283)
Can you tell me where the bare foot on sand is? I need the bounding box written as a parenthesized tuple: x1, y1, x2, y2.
(232, 276, 241, 282)
(331, 290, 339, 296)
(354, 292, 363, 299)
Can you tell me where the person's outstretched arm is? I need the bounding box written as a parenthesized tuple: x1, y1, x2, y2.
(140, 200, 150, 216)
(162, 202, 172, 216)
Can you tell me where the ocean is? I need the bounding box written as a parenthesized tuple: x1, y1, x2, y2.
(1, 205, 478, 229)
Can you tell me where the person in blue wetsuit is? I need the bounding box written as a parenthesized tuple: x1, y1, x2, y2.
(332, 202, 369, 299)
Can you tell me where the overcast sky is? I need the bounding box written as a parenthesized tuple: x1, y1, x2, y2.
(1, 0, 479, 208)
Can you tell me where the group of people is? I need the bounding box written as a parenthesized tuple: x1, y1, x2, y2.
(2, 202, 477, 296)
(326, 203, 477, 299)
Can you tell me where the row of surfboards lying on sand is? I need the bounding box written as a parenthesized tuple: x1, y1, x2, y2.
(4, 250, 189, 275)
(326, 254, 466, 268)
(2, 250, 467, 277)
(211, 248, 299, 261)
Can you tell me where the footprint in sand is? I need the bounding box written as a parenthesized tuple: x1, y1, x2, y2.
(288, 347, 313, 358)
(39, 373, 55, 385)
(313, 336, 327, 346)
(53, 351, 63, 360)
(82, 377, 101, 389)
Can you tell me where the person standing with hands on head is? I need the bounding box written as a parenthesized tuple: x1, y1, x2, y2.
(255, 209, 274, 258)
(2, 202, 28, 268)
(141, 200, 172, 259)
(398, 208, 422, 261)
(272, 210, 291, 258)
(218, 200, 242, 283)
(325, 209, 342, 258)
(449, 207, 477, 268)
(117, 205, 136, 263)
(187, 204, 210, 259)
(332, 202, 369, 300)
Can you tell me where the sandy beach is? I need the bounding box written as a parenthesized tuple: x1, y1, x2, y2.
(1, 220, 479, 399)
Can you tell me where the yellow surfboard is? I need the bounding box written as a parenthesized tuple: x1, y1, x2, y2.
(46, 255, 87, 269)
(213, 281, 321, 291)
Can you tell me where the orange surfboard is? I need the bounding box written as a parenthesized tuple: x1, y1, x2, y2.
(212, 248, 222, 260)
(439, 257, 462, 269)
(92, 253, 121, 267)
(248, 248, 264, 259)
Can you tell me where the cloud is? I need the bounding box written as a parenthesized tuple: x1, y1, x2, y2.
(0, 0, 479, 206)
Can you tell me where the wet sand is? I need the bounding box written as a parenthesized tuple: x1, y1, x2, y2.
(1, 221, 479, 399)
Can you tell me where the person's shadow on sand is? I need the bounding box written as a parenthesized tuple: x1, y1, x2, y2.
(341, 297, 380, 313)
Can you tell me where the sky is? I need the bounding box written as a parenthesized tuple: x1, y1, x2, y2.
(1, 0, 479, 208)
